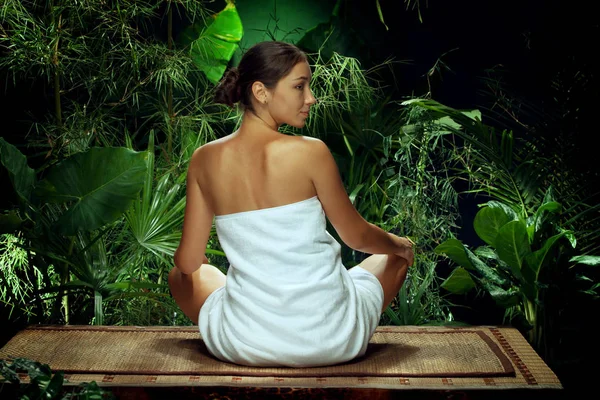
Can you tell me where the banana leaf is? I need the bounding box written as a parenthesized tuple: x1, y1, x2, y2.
(179, 1, 243, 84)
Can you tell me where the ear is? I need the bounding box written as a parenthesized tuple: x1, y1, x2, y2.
(251, 81, 269, 105)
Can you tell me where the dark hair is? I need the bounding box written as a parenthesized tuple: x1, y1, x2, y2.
(214, 41, 307, 110)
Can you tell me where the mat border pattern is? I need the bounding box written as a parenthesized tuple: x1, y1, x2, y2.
(1, 325, 562, 390)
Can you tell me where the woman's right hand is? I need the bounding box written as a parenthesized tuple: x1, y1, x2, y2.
(389, 233, 415, 266)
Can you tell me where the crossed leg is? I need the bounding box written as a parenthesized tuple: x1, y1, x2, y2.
(353, 254, 409, 313)
(168, 264, 226, 324)
(169, 254, 406, 323)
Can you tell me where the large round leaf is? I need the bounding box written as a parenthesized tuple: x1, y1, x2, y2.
(35, 147, 148, 235)
(495, 220, 531, 277)
(474, 205, 512, 246)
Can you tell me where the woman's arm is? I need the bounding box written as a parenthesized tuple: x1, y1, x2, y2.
(174, 147, 214, 275)
(306, 138, 413, 261)
(354, 224, 414, 265)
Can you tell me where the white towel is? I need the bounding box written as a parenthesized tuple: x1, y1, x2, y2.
(198, 196, 384, 367)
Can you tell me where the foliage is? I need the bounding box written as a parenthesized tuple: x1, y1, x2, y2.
(437, 193, 599, 354)
(0, 358, 114, 399)
(478, 65, 600, 257)
(0, 234, 48, 319)
(400, 99, 600, 361)
(0, 0, 234, 159)
(403, 98, 600, 255)
(0, 137, 151, 324)
(0, 0, 237, 327)
(178, 0, 243, 84)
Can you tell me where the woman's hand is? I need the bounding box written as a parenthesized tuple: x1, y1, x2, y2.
(389, 233, 415, 266)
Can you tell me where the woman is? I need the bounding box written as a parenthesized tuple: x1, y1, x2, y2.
(169, 41, 414, 367)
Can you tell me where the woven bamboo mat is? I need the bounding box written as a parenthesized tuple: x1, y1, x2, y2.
(0, 325, 562, 390)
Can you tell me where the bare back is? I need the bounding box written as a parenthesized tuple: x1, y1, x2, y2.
(195, 131, 317, 216)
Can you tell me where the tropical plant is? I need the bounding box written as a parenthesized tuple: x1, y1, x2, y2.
(0, 0, 242, 327)
(402, 98, 600, 255)
(178, 0, 243, 85)
(401, 99, 600, 360)
(0, 233, 47, 319)
(0, 0, 238, 159)
(0, 137, 150, 324)
(436, 190, 599, 351)
(0, 357, 114, 399)
(478, 65, 600, 257)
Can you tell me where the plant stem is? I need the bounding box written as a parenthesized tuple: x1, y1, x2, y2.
(26, 247, 43, 321)
(52, 5, 63, 129)
(167, 1, 174, 156)
(94, 291, 103, 325)
(524, 298, 537, 346)
(62, 237, 75, 325)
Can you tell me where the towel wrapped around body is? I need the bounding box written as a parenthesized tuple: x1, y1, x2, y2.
(199, 196, 384, 367)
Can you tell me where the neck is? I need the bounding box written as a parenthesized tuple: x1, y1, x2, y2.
(241, 109, 280, 133)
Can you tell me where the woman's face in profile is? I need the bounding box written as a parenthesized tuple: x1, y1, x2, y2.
(267, 61, 317, 129)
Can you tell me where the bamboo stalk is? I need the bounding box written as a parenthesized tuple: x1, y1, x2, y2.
(62, 237, 74, 325)
(53, 8, 63, 129)
(167, 1, 174, 156)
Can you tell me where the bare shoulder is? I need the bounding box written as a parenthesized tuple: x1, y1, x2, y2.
(188, 144, 208, 172)
(287, 135, 328, 159)
(261, 134, 319, 162)
(188, 136, 230, 169)
(297, 135, 370, 250)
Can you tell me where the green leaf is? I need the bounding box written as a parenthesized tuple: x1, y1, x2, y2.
(474, 206, 512, 246)
(465, 248, 508, 286)
(34, 147, 148, 236)
(435, 238, 474, 270)
(186, 2, 243, 84)
(487, 285, 520, 308)
(536, 201, 561, 215)
(495, 220, 531, 277)
(44, 370, 64, 398)
(530, 201, 562, 239)
(559, 225, 577, 248)
(105, 281, 168, 290)
(0, 210, 24, 234)
(525, 231, 570, 277)
(0, 137, 35, 203)
(375, 0, 389, 30)
(441, 267, 476, 294)
(94, 291, 103, 325)
(205, 248, 226, 257)
(473, 245, 497, 259)
(570, 255, 600, 266)
(349, 183, 364, 205)
(296, 6, 364, 61)
(485, 201, 519, 220)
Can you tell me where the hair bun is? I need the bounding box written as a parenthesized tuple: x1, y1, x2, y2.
(214, 67, 241, 107)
